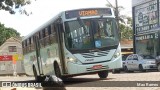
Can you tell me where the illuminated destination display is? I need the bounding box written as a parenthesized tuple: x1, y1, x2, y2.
(65, 8, 112, 19)
(79, 10, 98, 16)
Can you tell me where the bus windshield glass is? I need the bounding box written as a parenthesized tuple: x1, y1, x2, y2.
(64, 18, 119, 50)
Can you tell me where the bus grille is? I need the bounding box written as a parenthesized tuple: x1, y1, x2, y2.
(81, 50, 109, 58)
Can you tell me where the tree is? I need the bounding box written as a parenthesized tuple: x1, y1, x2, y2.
(0, 0, 32, 15)
(120, 23, 133, 40)
(106, 1, 133, 40)
(106, 1, 125, 24)
(126, 16, 132, 27)
(0, 23, 20, 45)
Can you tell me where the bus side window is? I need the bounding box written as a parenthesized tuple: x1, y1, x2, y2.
(43, 29, 46, 46)
(25, 40, 27, 53)
(29, 38, 31, 52)
(39, 30, 44, 47)
(38, 31, 42, 47)
(30, 37, 35, 51)
(27, 39, 30, 53)
(22, 42, 24, 54)
(34, 32, 40, 47)
(48, 25, 51, 44)
(45, 26, 50, 45)
(48, 25, 52, 35)
(22, 41, 26, 54)
(38, 31, 41, 39)
(50, 24, 57, 44)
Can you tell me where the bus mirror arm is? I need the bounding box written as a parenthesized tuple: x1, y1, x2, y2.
(56, 17, 64, 32)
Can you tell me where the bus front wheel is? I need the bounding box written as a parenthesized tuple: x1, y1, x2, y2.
(33, 65, 38, 81)
(54, 63, 62, 78)
(98, 70, 108, 79)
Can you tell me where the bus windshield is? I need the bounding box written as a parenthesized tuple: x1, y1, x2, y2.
(64, 18, 119, 51)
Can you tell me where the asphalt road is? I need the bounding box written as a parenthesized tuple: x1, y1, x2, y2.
(0, 71, 160, 90)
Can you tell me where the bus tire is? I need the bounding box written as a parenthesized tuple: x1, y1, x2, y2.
(98, 70, 108, 79)
(54, 62, 62, 78)
(33, 65, 38, 81)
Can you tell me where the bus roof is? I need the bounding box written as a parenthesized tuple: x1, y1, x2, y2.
(22, 7, 113, 41)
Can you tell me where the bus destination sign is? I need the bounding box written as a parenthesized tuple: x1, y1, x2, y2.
(65, 8, 112, 19)
(79, 10, 98, 16)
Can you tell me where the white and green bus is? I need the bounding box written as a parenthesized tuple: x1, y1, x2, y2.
(22, 7, 122, 80)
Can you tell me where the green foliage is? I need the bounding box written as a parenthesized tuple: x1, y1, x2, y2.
(0, 0, 31, 14)
(120, 23, 133, 40)
(0, 23, 20, 45)
(106, 3, 125, 23)
(106, 1, 133, 40)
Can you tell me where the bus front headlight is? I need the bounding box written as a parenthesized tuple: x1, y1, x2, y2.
(113, 52, 120, 58)
(67, 57, 78, 63)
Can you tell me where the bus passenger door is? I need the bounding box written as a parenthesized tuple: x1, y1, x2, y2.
(33, 36, 44, 76)
(55, 22, 67, 74)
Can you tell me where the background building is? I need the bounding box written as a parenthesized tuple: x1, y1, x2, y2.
(0, 37, 25, 75)
(132, 0, 160, 57)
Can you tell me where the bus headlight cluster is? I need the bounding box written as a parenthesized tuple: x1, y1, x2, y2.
(113, 52, 120, 58)
(67, 57, 78, 63)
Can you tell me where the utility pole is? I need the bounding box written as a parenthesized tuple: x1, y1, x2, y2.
(106, 0, 120, 39)
(115, 0, 120, 40)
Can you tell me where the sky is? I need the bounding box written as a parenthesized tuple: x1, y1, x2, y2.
(0, 0, 132, 36)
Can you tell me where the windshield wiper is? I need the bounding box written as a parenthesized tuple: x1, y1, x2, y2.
(77, 17, 88, 35)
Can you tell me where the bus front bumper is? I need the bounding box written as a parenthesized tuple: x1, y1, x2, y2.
(66, 56, 122, 75)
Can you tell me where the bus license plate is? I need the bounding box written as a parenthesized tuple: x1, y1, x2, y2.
(92, 65, 102, 70)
